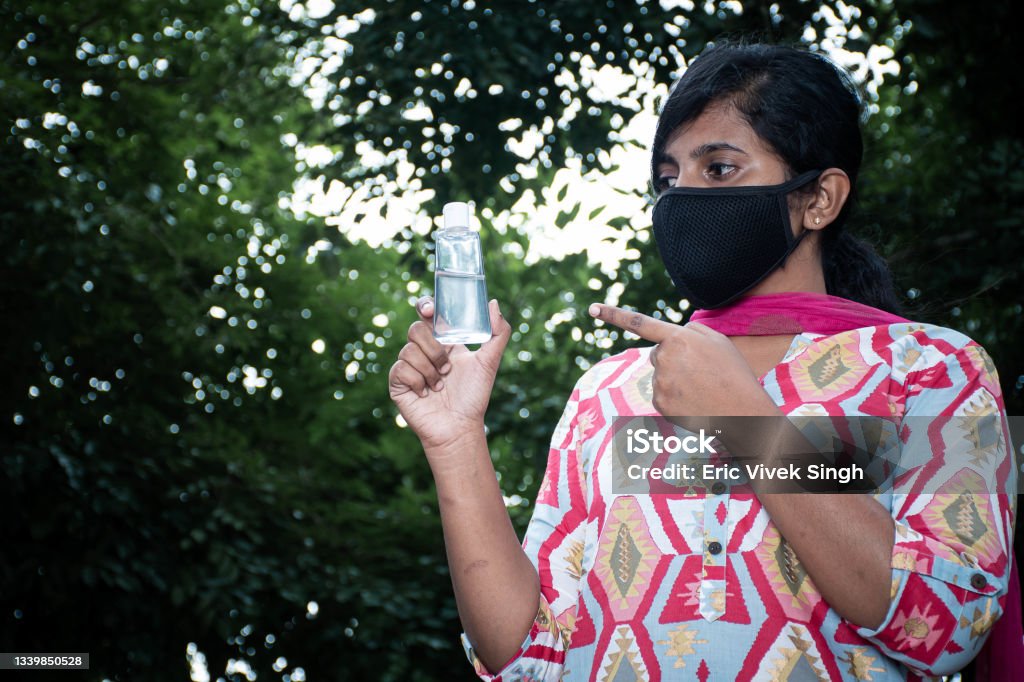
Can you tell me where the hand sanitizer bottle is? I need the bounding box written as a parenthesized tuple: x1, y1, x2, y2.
(433, 202, 492, 345)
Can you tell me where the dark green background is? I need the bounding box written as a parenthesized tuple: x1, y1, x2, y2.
(2, 0, 1020, 679)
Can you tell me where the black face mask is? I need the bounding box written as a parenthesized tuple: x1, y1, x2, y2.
(652, 169, 823, 310)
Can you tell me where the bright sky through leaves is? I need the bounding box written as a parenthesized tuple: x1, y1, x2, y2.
(284, 0, 901, 280)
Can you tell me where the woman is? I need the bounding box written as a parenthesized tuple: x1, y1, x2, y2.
(387, 42, 1018, 680)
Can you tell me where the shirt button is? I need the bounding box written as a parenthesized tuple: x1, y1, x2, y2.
(971, 573, 988, 590)
(711, 482, 727, 495)
(708, 541, 723, 555)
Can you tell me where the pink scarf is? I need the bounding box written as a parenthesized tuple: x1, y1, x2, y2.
(688, 291, 909, 334)
(691, 291, 1023, 679)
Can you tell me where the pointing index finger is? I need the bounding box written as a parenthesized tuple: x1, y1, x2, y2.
(588, 303, 676, 344)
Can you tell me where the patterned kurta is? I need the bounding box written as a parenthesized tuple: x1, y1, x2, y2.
(461, 322, 1017, 680)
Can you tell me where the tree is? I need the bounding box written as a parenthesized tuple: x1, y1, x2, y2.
(1, 1, 1018, 680)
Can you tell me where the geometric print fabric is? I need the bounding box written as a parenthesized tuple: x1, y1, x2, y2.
(462, 323, 1016, 681)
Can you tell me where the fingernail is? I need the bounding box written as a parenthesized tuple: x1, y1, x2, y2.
(433, 380, 445, 391)
(440, 362, 452, 374)
(589, 304, 600, 317)
(421, 388, 429, 398)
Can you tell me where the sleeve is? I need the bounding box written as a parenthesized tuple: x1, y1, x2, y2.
(460, 380, 592, 681)
(853, 341, 1018, 677)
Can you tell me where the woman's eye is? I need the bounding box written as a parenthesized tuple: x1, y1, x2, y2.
(705, 162, 737, 178)
(655, 175, 676, 192)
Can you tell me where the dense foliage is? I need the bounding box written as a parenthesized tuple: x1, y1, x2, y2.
(1, 0, 1019, 680)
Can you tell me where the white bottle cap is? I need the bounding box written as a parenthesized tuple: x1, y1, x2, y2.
(442, 201, 472, 230)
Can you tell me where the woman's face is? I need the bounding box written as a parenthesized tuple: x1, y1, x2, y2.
(653, 100, 845, 297)
(653, 102, 790, 193)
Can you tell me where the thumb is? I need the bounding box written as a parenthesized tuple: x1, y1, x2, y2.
(476, 299, 512, 369)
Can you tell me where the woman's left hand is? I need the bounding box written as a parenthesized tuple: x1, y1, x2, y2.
(588, 303, 776, 418)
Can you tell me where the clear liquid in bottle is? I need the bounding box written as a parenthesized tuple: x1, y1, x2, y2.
(433, 202, 492, 345)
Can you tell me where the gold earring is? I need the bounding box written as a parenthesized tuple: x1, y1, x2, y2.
(814, 216, 822, 225)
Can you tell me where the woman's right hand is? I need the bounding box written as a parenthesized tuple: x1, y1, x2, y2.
(388, 296, 511, 459)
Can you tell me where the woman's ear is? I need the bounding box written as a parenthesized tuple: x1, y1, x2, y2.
(802, 168, 851, 231)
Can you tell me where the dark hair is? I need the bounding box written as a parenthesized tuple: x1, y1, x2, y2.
(651, 40, 903, 315)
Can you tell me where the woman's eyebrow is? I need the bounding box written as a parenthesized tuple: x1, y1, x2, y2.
(652, 149, 676, 168)
(690, 141, 748, 158)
